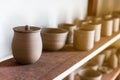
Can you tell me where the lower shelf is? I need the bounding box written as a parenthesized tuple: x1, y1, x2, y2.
(63, 67, 120, 80)
(102, 66, 120, 80)
(70, 66, 120, 80)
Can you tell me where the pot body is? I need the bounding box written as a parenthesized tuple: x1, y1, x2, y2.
(12, 31, 42, 64)
(74, 29, 95, 51)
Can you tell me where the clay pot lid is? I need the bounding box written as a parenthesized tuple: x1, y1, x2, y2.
(13, 25, 40, 33)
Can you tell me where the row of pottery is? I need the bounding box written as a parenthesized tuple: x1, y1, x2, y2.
(11, 13, 120, 64)
(12, 25, 69, 64)
(74, 13, 120, 51)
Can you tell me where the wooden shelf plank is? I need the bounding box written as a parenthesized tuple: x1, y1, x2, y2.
(102, 67, 120, 80)
(0, 32, 120, 80)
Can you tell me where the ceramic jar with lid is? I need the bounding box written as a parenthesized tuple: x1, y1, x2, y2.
(12, 25, 42, 64)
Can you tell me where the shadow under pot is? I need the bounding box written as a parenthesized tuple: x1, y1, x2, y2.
(12, 25, 42, 64)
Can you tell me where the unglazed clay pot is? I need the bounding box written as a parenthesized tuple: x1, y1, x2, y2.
(81, 22, 101, 42)
(74, 29, 95, 51)
(58, 23, 77, 44)
(113, 16, 120, 32)
(102, 14, 113, 36)
(78, 69, 102, 80)
(12, 25, 42, 64)
(41, 28, 68, 51)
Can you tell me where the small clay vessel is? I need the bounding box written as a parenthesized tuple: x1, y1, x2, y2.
(12, 25, 42, 64)
(58, 23, 77, 44)
(74, 29, 95, 51)
(108, 53, 118, 69)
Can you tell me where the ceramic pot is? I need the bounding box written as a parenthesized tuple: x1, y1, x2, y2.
(85, 16, 93, 23)
(58, 23, 77, 44)
(76, 20, 88, 28)
(101, 18, 113, 36)
(86, 16, 102, 23)
(41, 28, 68, 51)
(95, 54, 105, 67)
(12, 25, 42, 64)
(90, 23, 101, 42)
(116, 48, 120, 64)
(74, 29, 95, 51)
(113, 16, 120, 32)
(78, 69, 102, 80)
(103, 14, 112, 19)
(93, 17, 102, 24)
(81, 22, 101, 42)
(80, 61, 99, 71)
(102, 49, 112, 61)
(108, 53, 118, 69)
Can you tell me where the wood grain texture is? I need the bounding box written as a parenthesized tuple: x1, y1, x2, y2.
(87, 0, 98, 16)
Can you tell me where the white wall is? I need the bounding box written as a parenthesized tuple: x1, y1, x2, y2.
(0, 0, 88, 59)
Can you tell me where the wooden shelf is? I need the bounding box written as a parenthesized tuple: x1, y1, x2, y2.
(67, 66, 120, 80)
(102, 66, 120, 80)
(0, 32, 120, 80)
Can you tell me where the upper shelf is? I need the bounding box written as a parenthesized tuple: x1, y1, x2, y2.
(0, 32, 120, 80)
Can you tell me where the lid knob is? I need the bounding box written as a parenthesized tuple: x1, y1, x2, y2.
(25, 25, 30, 31)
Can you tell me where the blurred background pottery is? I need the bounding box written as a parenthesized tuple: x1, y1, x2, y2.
(85, 16, 102, 23)
(81, 22, 101, 42)
(41, 28, 68, 51)
(74, 29, 95, 51)
(12, 25, 42, 64)
(58, 23, 77, 44)
(78, 68, 102, 80)
(108, 53, 118, 69)
(93, 54, 105, 67)
(113, 15, 120, 32)
(80, 61, 99, 71)
(76, 20, 89, 28)
(102, 15, 113, 36)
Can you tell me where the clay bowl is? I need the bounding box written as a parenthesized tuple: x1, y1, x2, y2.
(78, 68, 102, 80)
(41, 28, 68, 51)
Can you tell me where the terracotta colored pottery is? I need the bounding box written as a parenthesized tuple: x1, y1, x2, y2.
(41, 28, 68, 51)
(12, 25, 42, 64)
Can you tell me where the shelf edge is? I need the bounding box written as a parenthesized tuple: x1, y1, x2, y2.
(53, 33, 120, 80)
